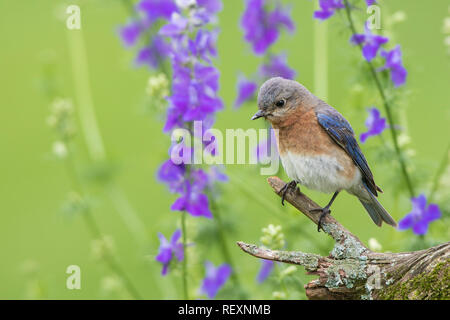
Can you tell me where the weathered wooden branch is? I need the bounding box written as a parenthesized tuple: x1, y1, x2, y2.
(237, 177, 450, 300)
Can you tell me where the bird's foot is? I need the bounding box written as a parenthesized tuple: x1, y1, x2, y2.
(279, 180, 298, 206)
(310, 206, 331, 232)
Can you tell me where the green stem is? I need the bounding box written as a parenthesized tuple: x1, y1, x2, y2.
(314, 0, 328, 100)
(429, 142, 450, 202)
(209, 197, 243, 291)
(66, 21, 149, 247)
(181, 211, 189, 300)
(343, 0, 415, 198)
(63, 148, 143, 300)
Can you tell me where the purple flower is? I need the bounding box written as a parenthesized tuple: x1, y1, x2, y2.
(257, 260, 274, 283)
(137, 0, 179, 21)
(200, 261, 232, 298)
(181, 64, 223, 122)
(118, 21, 142, 47)
(260, 54, 296, 80)
(156, 229, 184, 275)
(241, 0, 295, 55)
(189, 29, 219, 63)
(171, 168, 213, 218)
(313, 0, 344, 21)
(158, 159, 186, 193)
(350, 24, 389, 61)
(234, 77, 258, 108)
(398, 194, 441, 235)
(360, 107, 386, 143)
(159, 13, 189, 37)
(135, 36, 170, 68)
(366, 0, 377, 5)
(379, 45, 408, 87)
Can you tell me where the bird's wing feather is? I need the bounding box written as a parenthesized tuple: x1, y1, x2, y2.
(315, 108, 380, 196)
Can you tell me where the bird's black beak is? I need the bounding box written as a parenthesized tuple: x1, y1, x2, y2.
(251, 110, 265, 120)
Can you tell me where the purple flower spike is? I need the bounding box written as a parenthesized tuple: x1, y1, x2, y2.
(234, 77, 258, 108)
(379, 45, 408, 87)
(360, 107, 387, 143)
(257, 260, 274, 283)
(350, 24, 389, 61)
(260, 54, 296, 80)
(398, 194, 441, 235)
(366, 0, 377, 5)
(156, 229, 184, 275)
(313, 0, 344, 21)
(201, 261, 232, 298)
(241, 0, 294, 55)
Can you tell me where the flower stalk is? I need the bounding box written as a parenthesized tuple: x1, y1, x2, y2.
(343, 0, 415, 198)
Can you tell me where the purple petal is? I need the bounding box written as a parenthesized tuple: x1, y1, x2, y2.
(201, 262, 231, 298)
(160, 263, 169, 275)
(412, 220, 429, 235)
(137, 0, 179, 21)
(234, 79, 258, 108)
(313, 9, 334, 20)
(118, 22, 141, 47)
(412, 194, 427, 212)
(159, 13, 188, 37)
(257, 260, 274, 283)
(397, 213, 414, 230)
(259, 54, 296, 80)
(423, 204, 441, 223)
(170, 229, 181, 244)
(157, 159, 185, 193)
(197, 0, 223, 14)
(350, 34, 366, 45)
(187, 193, 213, 218)
(390, 65, 408, 87)
(171, 195, 188, 211)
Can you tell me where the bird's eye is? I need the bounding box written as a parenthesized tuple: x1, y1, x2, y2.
(275, 99, 285, 107)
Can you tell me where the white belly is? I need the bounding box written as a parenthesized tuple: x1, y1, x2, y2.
(280, 152, 361, 194)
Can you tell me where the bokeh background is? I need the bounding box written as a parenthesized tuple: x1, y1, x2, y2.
(1, 0, 449, 299)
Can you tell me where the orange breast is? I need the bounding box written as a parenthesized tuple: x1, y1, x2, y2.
(272, 108, 357, 180)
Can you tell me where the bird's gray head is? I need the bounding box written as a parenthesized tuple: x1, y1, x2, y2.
(251, 77, 314, 123)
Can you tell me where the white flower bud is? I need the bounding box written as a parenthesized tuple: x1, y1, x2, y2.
(52, 141, 68, 159)
(368, 238, 382, 252)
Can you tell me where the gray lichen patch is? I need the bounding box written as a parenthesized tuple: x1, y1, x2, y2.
(330, 235, 368, 260)
(324, 258, 368, 290)
(276, 250, 320, 271)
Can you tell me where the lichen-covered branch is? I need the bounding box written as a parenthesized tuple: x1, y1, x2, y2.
(237, 177, 450, 300)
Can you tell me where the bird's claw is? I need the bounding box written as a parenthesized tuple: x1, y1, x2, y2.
(310, 207, 331, 232)
(279, 180, 298, 206)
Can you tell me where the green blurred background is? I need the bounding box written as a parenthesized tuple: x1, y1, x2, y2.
(0, 0, 449, 299)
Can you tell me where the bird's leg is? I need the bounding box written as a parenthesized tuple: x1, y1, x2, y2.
(279, 180, 298, 206)
(310, 191, 340, 232)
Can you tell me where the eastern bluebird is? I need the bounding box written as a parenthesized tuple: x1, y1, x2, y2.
(252, 77, 397, 231)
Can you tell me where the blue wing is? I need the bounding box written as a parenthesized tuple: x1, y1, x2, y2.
(316, 108, 381, 196)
